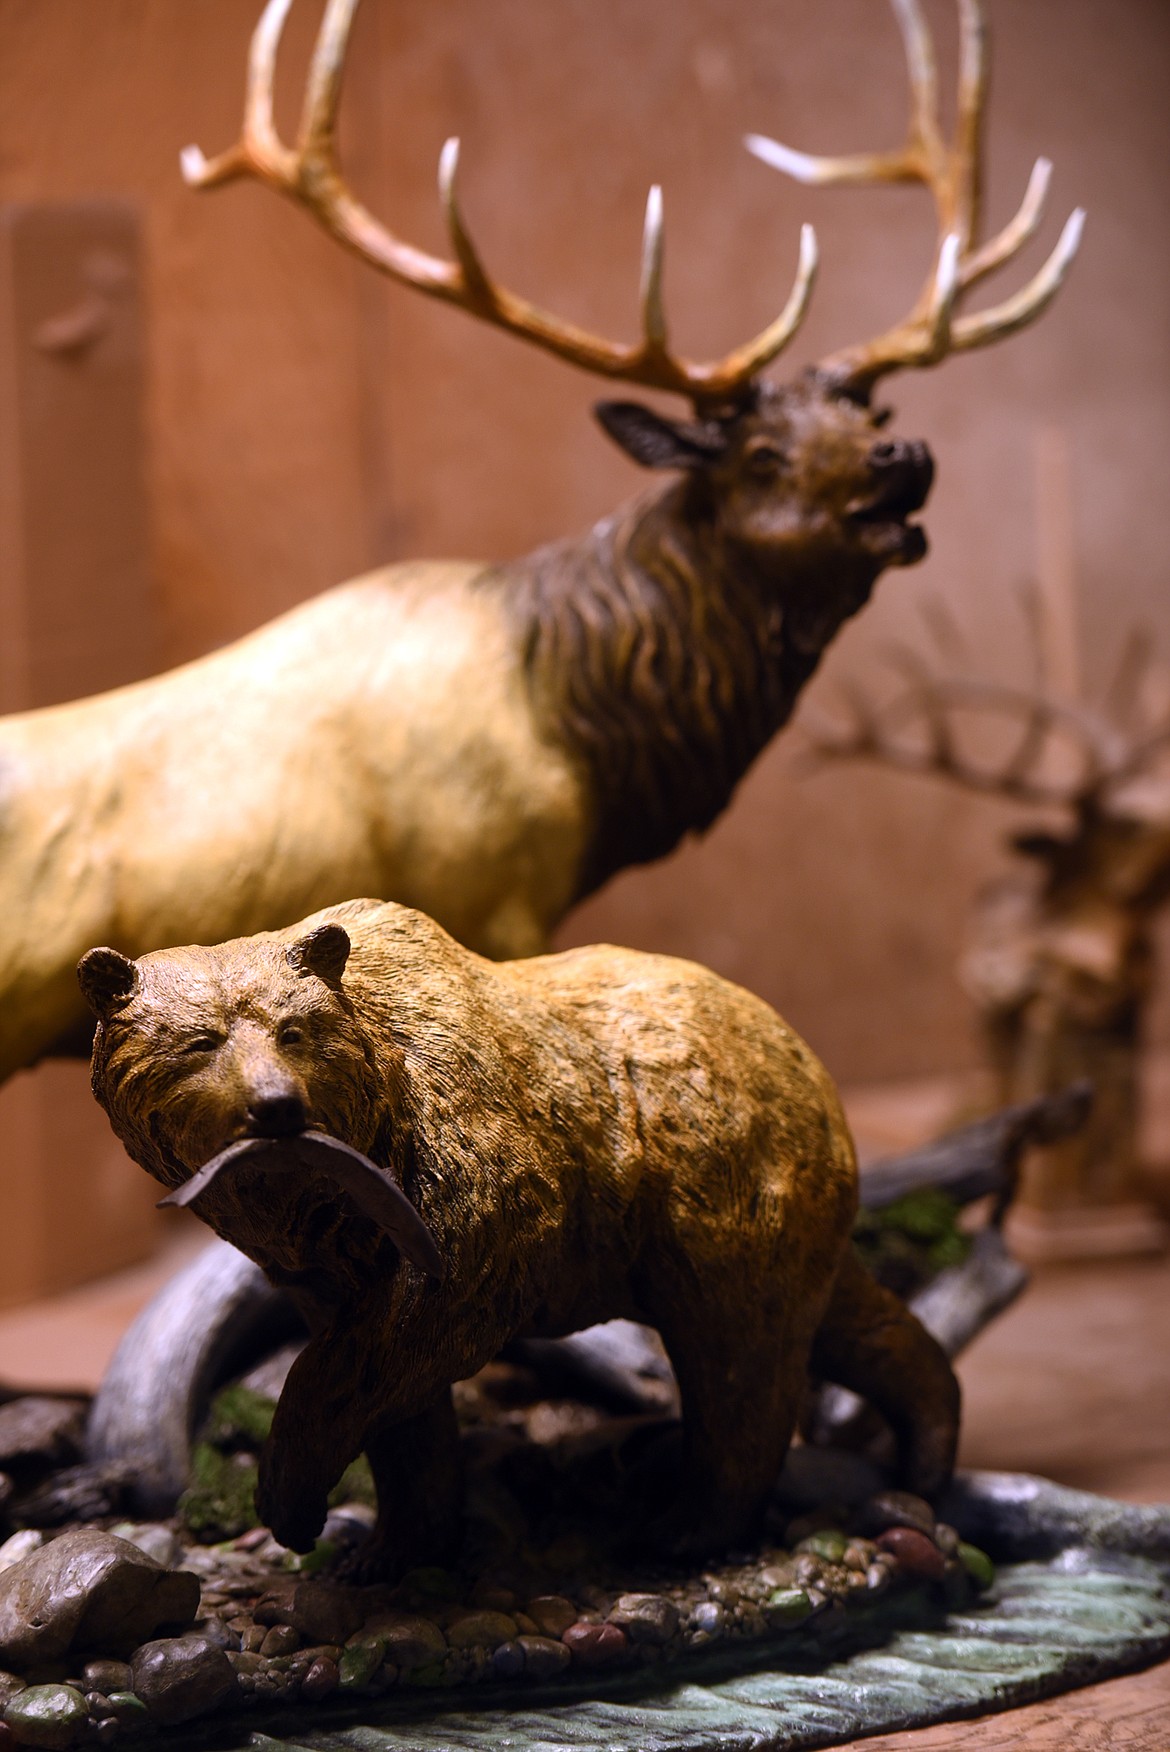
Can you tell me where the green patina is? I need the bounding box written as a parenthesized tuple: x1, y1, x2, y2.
(853, 1188, 971, 1299)
(179, 1383, 376, 1542)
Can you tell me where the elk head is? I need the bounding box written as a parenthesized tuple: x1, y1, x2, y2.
(594, 379, 934, 656)
(183, 0, 1081, 652)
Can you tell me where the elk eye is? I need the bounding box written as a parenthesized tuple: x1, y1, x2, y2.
(277, 1021, 304, 1048)
(744, 440, 787, 475)
(182, 1033, 221, 1055)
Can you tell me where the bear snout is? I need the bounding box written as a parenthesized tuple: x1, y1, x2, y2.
(245, 1079, 309, 1139)
(245, 1086, 306, 1142)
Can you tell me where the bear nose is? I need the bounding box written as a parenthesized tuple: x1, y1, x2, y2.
(246, 1089, 307, 1138)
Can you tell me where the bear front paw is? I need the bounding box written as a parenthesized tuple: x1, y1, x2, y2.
(255, 1453, 329, 1555)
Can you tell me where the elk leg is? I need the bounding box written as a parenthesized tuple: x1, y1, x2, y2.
(810, 1245, 960, 1498)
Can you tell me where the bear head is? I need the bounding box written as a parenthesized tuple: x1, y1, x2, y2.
(80, 918, 442, 1288)
(79, 922, 382, 1190)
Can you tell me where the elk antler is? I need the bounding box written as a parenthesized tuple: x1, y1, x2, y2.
(747, 0, 1084, 392)
(810, 582, 1170, 810)
(183, 0, 818, 405)
(807, 664, 1128, 811)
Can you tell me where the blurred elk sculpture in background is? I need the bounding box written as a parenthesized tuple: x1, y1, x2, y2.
(0, 0, 1080, 1087)
(810, 605, 1170, 1253)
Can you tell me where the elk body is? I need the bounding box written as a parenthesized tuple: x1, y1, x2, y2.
(0, 0, 1080, 1083)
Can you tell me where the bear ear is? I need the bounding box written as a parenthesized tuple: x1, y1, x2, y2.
(287, 923, 350, 985)
(77, 947, 140, 1019)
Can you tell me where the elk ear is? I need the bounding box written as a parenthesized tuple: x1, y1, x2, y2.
(77, 947, 140, 1019)
(594, 400, 726, 470)
(287, 923, 351, 985)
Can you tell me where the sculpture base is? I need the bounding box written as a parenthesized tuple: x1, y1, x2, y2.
(172, 1471, 1169, 1752)
(3, 1346, 1169, 1749)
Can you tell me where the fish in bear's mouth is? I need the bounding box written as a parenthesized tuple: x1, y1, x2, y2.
(160, 1130, 443, 1279)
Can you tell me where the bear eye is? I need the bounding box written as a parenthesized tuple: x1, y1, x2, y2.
(182, 1032, 221, 1056)
(277, 1021, 305, 1048)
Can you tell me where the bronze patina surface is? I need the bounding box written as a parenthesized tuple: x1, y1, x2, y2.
(80, 898, 958, 1581)
(0, 0, 1080, 1086)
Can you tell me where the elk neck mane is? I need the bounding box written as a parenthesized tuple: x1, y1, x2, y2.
(485, 479, 820, 897)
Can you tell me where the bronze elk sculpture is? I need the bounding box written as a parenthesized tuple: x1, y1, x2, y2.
(0, 0, 1080, 1085)
(810, 606, 1170, 1251)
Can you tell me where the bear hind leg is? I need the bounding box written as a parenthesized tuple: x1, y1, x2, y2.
(810, 1245, 960, 1499)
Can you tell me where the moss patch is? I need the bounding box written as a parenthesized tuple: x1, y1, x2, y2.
(853, 1189, 971, 1300)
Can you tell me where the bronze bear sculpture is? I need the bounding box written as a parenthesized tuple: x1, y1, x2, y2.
(80, 899, 959, 1576)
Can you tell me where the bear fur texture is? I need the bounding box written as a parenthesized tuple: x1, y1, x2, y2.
(82, 899, 959, 1577)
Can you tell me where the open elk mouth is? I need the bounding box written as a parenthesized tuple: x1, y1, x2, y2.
(848, 440, 934, 522)
(847, 440, 933, 560)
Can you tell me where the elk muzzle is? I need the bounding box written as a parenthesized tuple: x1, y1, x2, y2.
(846, 438, 934, 563)
(862, 439, 933, 514)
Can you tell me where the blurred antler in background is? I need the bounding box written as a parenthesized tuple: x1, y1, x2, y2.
(807, 580, 1170, 1261)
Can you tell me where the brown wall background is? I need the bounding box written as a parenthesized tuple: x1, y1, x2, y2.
(1, 0, 1167, 1085)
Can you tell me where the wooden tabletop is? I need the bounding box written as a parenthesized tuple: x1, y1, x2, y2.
(837, 1656, 1170, 1750)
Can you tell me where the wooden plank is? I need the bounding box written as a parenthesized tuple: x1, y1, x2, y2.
(0, 200, 162, 1302)
(835, 1656, 1170, 1750)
